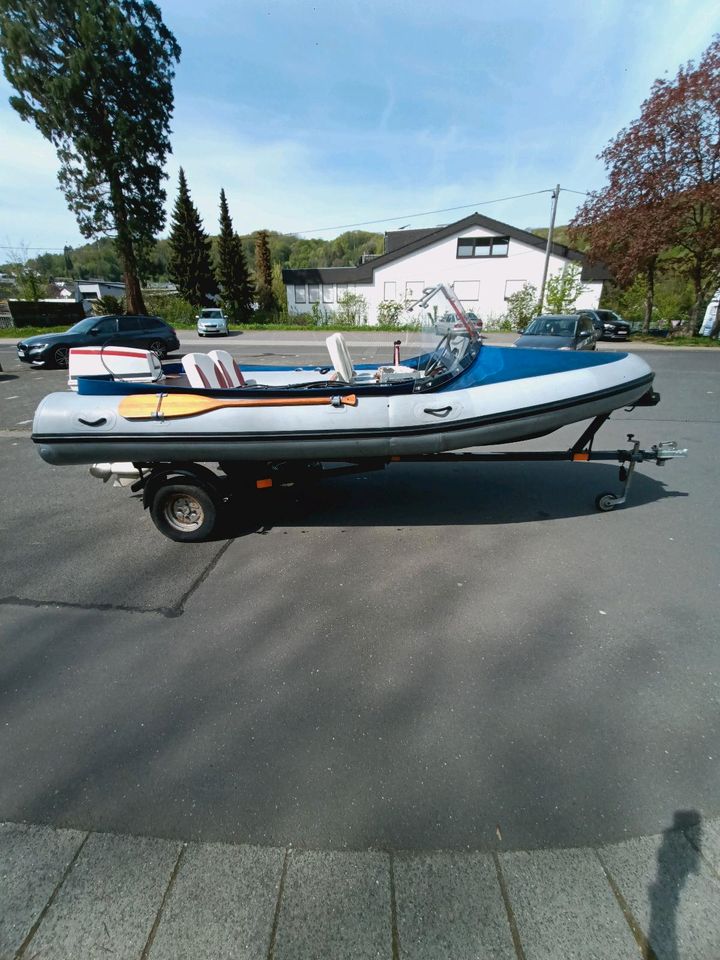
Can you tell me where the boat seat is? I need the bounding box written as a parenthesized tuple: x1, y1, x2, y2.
(325, 333, 355, 382)
(182, 352, 226, 389)
(325, 333, 377, 384)
(208, 349, 246, 387)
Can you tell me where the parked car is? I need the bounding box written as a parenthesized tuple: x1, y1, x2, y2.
(514, 314, 597, 350)
(16, 315, 180, 368)
(196, 308, 229, 336)
(433, 311, 483, 335)
(576, 309, 631, 341)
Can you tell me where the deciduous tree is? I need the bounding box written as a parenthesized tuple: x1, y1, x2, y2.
(651, 38, 720, 332)
(571, 35, 720, 334)
(544, 264, 585, 313)
(0, 0, 181, 315)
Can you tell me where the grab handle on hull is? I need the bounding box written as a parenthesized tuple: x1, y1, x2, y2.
(423, 405, 453, 417)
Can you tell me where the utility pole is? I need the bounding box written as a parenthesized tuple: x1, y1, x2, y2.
(538, 184, 560, 312)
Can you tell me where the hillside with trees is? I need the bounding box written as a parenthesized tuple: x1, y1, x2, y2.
(1, 229, 385, 285)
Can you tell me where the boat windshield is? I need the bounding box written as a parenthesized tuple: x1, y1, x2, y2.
(413, 329, 481, 391)
(404, 282, 483, 390)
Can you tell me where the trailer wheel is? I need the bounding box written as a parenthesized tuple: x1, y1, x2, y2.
(150, 482, 218, 541)
(595, 492, 617, 513)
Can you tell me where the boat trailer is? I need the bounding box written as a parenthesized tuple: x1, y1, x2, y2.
(384, 413, 687, 513)
(90, 406, 688, 541)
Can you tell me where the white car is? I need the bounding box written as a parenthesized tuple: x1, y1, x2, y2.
(196, 308, 229, 336)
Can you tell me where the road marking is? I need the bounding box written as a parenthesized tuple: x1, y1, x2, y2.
(3, 395, 19, 399)
(17, 419, 32, 425)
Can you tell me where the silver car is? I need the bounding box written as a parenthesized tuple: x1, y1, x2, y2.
(196, 308, 228, 336)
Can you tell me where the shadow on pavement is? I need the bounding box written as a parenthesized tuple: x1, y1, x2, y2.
(646, 810, 702, 960)
(210, 460, 688, 541)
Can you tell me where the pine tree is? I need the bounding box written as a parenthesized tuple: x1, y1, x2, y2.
(254, 229, 277, 317)
(215, 189, 254, 324)
(167, 168, 218, 308)
(0, 0, 181, 315)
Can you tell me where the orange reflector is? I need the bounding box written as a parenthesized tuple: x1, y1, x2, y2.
(572, 452, 590, 461)
(256, 478, 273, 489)
(390, 456, 401, 462)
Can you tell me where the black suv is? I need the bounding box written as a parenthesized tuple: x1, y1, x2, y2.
(17, 315, 180, 368)
(576, 309, 631, 342)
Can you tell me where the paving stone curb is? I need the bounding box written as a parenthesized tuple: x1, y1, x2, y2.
(2, 818, 720, 959)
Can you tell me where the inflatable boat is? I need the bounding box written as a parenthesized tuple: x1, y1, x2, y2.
(31, 285, 686, 541)
(33, 332, 656, 466)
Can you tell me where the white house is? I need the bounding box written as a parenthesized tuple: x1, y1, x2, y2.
(282, 212, 608, 324)
(77, 279, 127, 302)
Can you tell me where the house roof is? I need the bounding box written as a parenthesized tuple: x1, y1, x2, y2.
(283, 211, 611, 284)
(384, 228, 438, 253)
(78, 280, 126, 289)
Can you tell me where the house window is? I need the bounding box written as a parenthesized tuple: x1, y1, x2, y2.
(456, 236, 510, 258)
(322, 285, 334, 303)
(308, 284, 320, 303)
(384, 281, 397, 300)
(405, 281, 423, 301)
(452, 281, 480, 301)
(504, 279, 527, 299)
(294, 285, 306, 304)
(336, 284, 347, 300)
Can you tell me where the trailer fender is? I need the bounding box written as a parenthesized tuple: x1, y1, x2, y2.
(141, 463, 221, 511)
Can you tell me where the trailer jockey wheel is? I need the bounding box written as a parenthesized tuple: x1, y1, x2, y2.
(150, 482, 218, 542)
(595, 491, 617, 513)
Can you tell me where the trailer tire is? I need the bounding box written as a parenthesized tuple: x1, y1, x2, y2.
(595, 492, 617, 513)
(150, 482, 218, 541)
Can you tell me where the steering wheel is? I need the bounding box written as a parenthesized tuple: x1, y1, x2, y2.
(424, 334, 465, 378)
(423, 335, 453, 378)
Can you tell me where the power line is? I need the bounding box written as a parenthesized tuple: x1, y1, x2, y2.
(1, 184, 590, 254)
(292, 189, 554, 235)
(0, 244, 67, 251)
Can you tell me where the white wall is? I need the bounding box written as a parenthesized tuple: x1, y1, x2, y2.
(286, 224, 602, 324)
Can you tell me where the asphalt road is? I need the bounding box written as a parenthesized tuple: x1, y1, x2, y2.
(1, 334, 718, 853)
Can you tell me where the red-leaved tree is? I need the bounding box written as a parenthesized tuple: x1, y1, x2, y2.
(572, 35, 720, 334)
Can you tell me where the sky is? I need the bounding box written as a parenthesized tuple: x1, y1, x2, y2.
(0, 0, 718, 260)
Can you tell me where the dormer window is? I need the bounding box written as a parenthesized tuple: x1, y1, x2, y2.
(457, 236, 510, 258)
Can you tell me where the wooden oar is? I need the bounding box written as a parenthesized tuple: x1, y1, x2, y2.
(119, 392, 357, 420)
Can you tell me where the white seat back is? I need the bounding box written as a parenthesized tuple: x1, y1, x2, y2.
(182, 352, 224, 389)
(208, 349, 245, 387)
(325, 333, 355, 383)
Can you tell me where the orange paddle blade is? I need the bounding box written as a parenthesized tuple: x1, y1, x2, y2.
(119, 392, 357, 420)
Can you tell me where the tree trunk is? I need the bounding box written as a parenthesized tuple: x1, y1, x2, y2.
(643, 259, 655, 334)
(109, 171, 147, 315)
(122, 264, 146, 316)
(687, 263, 703, 336)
